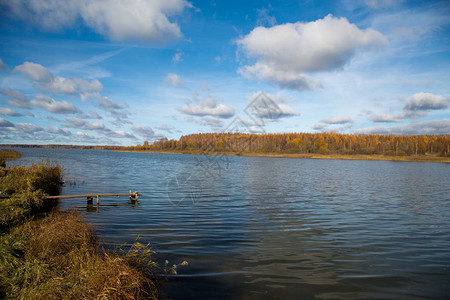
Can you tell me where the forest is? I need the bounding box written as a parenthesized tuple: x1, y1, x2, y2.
(127, 132, 450, 157)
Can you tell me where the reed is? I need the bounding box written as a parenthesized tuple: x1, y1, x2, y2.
(0, 161, 159, 299)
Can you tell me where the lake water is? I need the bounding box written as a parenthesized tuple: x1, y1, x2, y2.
(10, 148, 450, 299)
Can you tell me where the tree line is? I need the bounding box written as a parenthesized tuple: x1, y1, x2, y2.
(128, 132, 450, 157)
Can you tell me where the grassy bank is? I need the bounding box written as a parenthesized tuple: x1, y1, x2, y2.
(0, 159, 159, 299)
(0, 150, 22, 168)
(118, 149, 450, 163)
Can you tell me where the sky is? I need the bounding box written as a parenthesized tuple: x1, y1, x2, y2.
(0, 0, 449, 145)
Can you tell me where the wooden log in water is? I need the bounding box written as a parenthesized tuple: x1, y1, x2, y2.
(43, 192, 141, 203)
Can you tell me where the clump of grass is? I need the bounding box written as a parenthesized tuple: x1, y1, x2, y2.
(0, 162, 63, 229)
(0, 212, 159, 299)
(0, 150, 21, 162)
(0, 161, 160, 299)
(0, 150, 22, 167)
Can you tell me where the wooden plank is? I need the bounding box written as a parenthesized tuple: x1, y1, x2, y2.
(44, 192, 141, 200)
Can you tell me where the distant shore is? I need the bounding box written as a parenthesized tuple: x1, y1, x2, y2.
(116, 150, 450, 163)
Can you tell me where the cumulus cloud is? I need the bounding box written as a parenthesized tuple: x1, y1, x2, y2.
(180, 96, 235, 118)
(239, 63, 320, 90)
(13, 61, 53, 82)
(96, 96, 130, 122)
(0, 107, 22, 116)
(65, 117, 135, 139)
(3, 0, 191, 43)
(75, 131, 97, 141)
(65, 117, 107, 131)
(132, 125, 163, 140)
(103, 130, 135, 139)
(43, 77, 103, 98)
(237, 14, 387, 90)
(312, 123, 328, 131)
(44, 126, 72, 136)
(65, 117, 87, 128)
(30, 94, 78, 114)
(320, 116, 354, 124)
(77, 110, 103, 119)
(0, 117, 15, 127)
(246, 91, 299, 119)
(403, 92, 449, 112)
(355, 119, 450, 135)
(1, 89, 31, 108)
(164, 73, 183, 86)
(97, 96, 124, 111)
(14, 123, 42, 133)
(13, 62, 104, 99)
(196, 117, 224, 130)
(156, 124, 176, 133)
(370, 113, 402, 123)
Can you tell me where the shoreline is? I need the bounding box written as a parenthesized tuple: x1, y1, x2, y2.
(116, 150, 450, 163)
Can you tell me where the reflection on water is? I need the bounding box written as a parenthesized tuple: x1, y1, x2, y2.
(12, 148, 450, 299)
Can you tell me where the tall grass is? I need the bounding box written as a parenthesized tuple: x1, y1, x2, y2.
(0, 162, 63, 229)
(0, 161, 160, 299)
(0, 212, 159, 299)
(0, 150, 21, 167)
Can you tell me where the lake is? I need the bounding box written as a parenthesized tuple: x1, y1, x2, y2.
(11, 148, 450, 299)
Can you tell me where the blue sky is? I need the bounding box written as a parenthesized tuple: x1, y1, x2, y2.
(0, 0, 449, 145)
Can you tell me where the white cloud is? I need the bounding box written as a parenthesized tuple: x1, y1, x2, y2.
(44, 126, 72, 136)
(370, 113, 402, 123)
(237, 14, 387, 90)
(239, 63, 320, 90)
(246, 91, 299, 119)
(3, 0, 191, 43)
(0, 117, 14, 127)
(320, 116, 354, 124)
(103, 130, 135, 139)
(256, 7, 276, 27)
(164, 73, 183, 86)
(172, 51, 184, 63)
(132, 125, 163, 140)
(12, 62, 104, 99)
(97, 96, 124, 111)
(13, 61, 53, 82)
(156, 124, 176, 133)
(403, 92, 449, 111)
(0, 107, 22, 116)
(45, 76, 77, 94)
(312, 123, 328, 131)
(196, 117, 224, 130)
(30, 94, 78, 114)
(355, 119, 450, 135)
(15, 123, 42, 133)
(180, 96, 235, 118)
(1, 90, 31, 108)
(77, 110, 103, 119)
(76, 131, 97, 141)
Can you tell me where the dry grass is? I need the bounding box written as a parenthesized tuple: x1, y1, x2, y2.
(0, 150, 22, 168)
(0, 212, 159, 300)
(0, 161, 160, 299)
(0, 162, 63, 229)
(0, 150, 21, 160)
